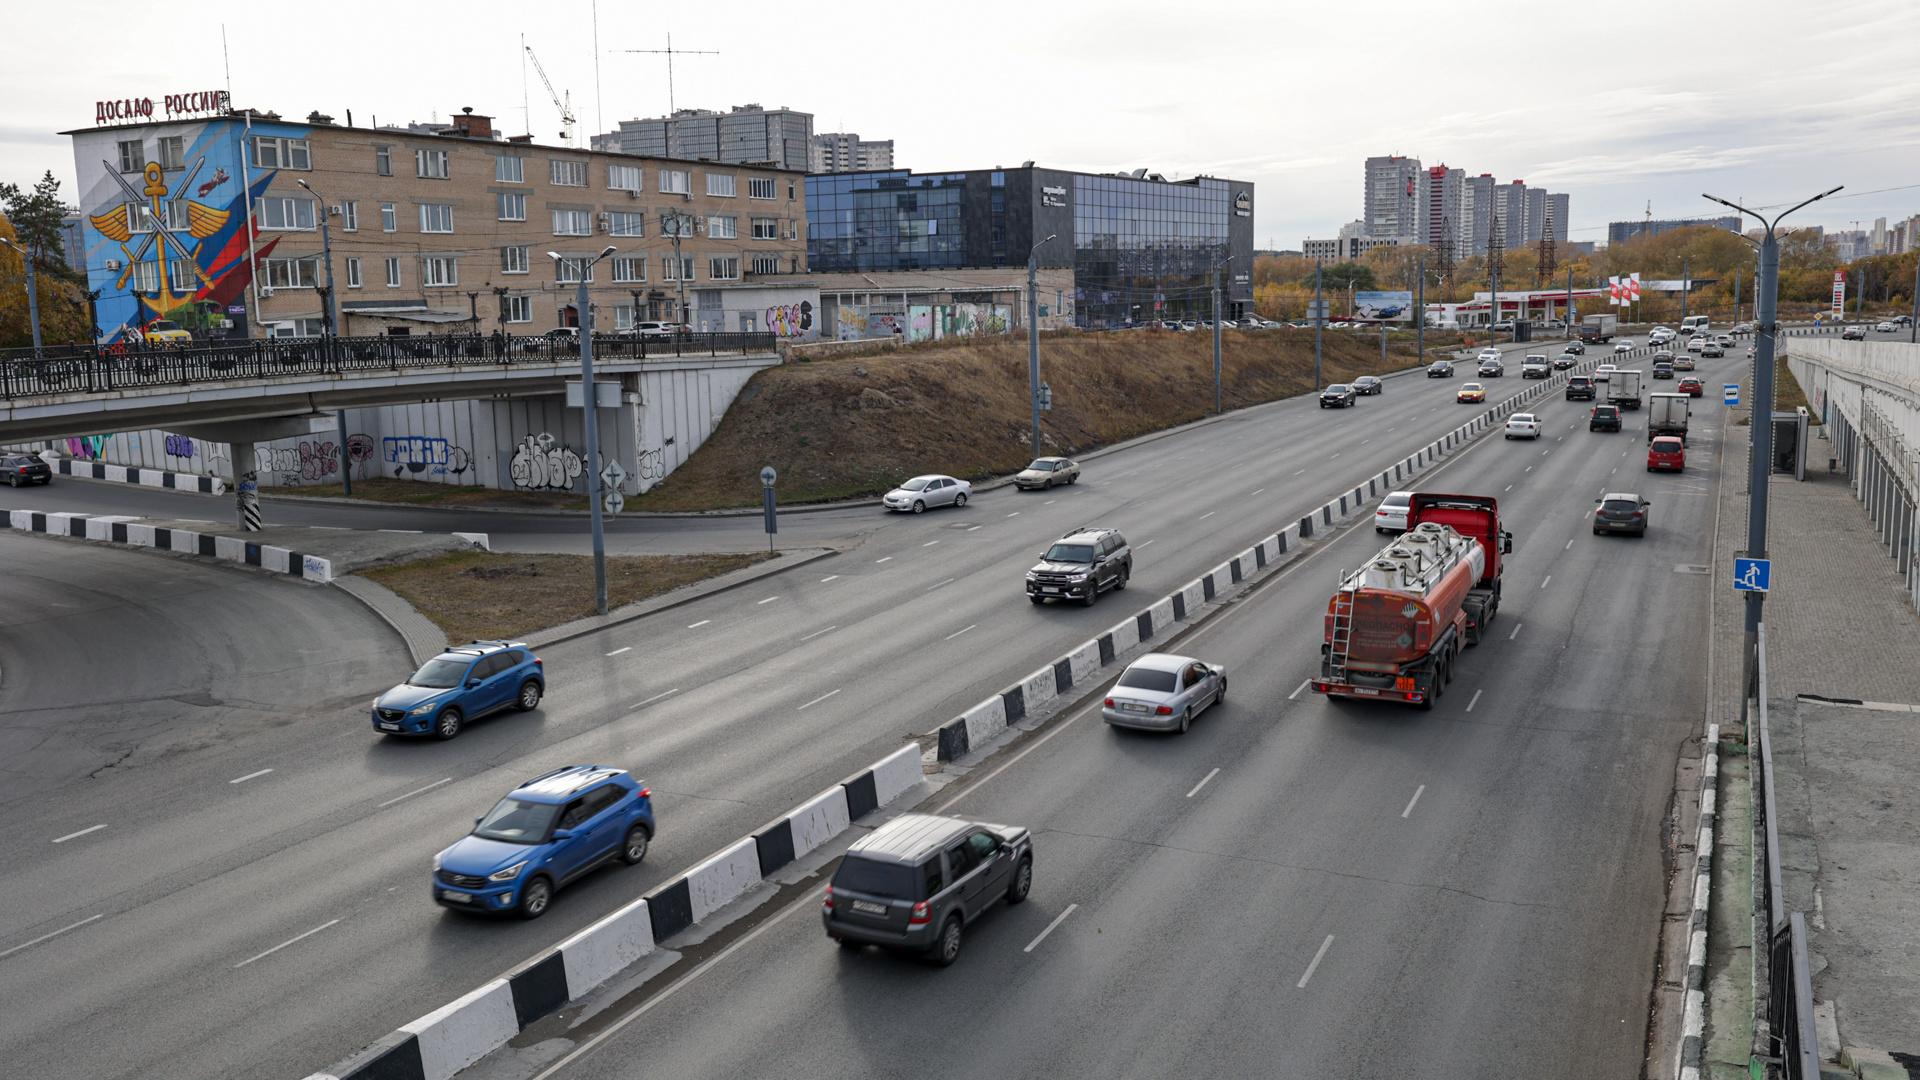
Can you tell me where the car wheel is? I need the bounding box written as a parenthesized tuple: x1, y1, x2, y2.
(1081, 584, 1098, 607)
(6, 475, 16, 487)
(1067, 474, 1077, 484)
(911, 500, 925, 514)
(515, 680, 542, 711)
(1043, 478, 1053, 490)
(1029, 594, 1045, 604)
(927, 914, 963, 967)
(1216, 676, 1227, 705)
(620, 823, 650, 865)
(516, 877, 552, 920)
(1006, 856, 1033, 904)
(433, 707, 463, 741)
(1114, 568, 1128, 591)
(954, 493, 967, 508)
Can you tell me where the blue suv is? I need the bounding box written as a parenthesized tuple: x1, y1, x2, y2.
(433, 765, 655, 918)
(372, 641, 544, 740)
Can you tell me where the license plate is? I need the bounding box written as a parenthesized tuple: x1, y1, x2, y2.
(1042, 587, 1060, 594)
(850, 900, 887, 915)
(1123, 703, 1149, 713)
(1352, 687, 1380, 696)
(440, 890, 471, 903)
(379, 722, 400, 731)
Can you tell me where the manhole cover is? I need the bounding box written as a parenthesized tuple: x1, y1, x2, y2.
(1675, 565, 1711, 574)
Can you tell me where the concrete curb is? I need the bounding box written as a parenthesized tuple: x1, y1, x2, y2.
(37, 450, 225, 494)
(5, 508, 333, 582)
(1676, 723, 1720, 1080)
(332, 575, 451, 668)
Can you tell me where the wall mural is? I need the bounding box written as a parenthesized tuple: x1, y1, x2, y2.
(765, 301, 813, 338)
(509, 433, 583, 491)
(636, 446, 668, 483)
(65, 436, 109, 460)
(345, 434, 377, 479)
(257, 440, 341, 483)
(163, 433, 196, 459)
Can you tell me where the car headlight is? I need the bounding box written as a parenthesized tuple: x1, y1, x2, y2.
(1025, 571, 1039, 580)
(408, 701, 439, 715)
(489, 861, 528, 882)
(1067, 572, 1089, 581)
(432, 852, 443, 871)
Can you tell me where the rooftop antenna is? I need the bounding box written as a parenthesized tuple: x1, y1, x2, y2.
(620, 33, 719, 115)
(221, 24, 232, 98)
(591, 0, 604, 137)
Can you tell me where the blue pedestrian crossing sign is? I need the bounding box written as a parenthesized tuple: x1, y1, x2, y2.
(1733, 557, 1771, 592)
(1724, 384, 1740, 406)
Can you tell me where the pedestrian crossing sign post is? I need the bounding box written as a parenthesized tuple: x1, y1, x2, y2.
(1724, 384, 1740, 406)
(1734, 557, 1771, 592)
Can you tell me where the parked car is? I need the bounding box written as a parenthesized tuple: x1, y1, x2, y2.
(1102, 653, 1227, 734)
(1351, 375, 1384, 396)
(372, 641, 545, 740)
(432, 765, 653, 919)
(1566, 375, 1597, 401)
(1553, 353, 1578, 369)
(1375, 490, 1413, 532)
(1014, 457, 1079, 490)
(1652, 362, 1675, 380)
(1698, 341, 1724, 357)
(1027, 528, 1131, 606)
(3, 453, 52, 486)
(1427, 360, 1455, 378)
(1677, 377, 1705, 397)
(140, 320, 194, 344)
(1521, 356, 1550, 378)
(1504, 413, 1542, 439)
(1492, 320, 1516, 332)
(822, 813, 1032, 966)
(1320, 383, 1358, 408)
(632, 321, 689, 339)
(883, 474, 971, 513)
(1457, 382, 1486, 403)
(1648, 436, 1686, 472)
(1478, 358, 1505, 377)
(1842, 325, 1867, 340)
(1593, 492, 1652, 536)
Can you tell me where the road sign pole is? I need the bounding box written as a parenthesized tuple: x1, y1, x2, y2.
(1314, 260, 1324, 390)
(761, 465, 777, 553)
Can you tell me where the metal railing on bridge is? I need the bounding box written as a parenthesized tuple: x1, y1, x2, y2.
(1752, 624, 1822, 1080)
(0, 331, 778, 400)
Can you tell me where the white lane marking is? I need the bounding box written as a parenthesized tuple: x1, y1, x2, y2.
(801, 625, 837, 641)
(234, 919, 341, 968)
(1329, 453, 1341, 460)
(945, 625, 977, 640)
(876, 557, 892, 563)
(687, 620, 711, 628)
(1505, 484, 1513, 491)
(1250, 488, 1265, 496)
(229, 769, 274, 785)
(1361, 439, 1371, 445)
(1045, 500, 1057, 505)
(797, 688, 842, 710)
(1140, 539, 1155, 547)
(1525, 465, 1533, 472)
(1465, 689, 1483, 712)
(1293, 469, 1306, 476)
(1185, 768, 1221, 798)
(1540, 575, 1551, 589)
(1297, 935, 1335, 988)
(1509, 622, 1522, 640)
(1565, 538, 1574, 549)
(52, 825, 106, 844)
(757, 596, 779, 604)
(632, 688, 680, 709)
(820, 575, 839, 583)
(1611, 468, 1617, 475)
(1401, 785, 1425, 818)
(966, 525, 982, 532)
(923, 540, 940, 547)
(378, 529, 424, 534)
(377, 778, 452, 809)
(606, 647, 632, 656)
(1542, 449, 1551, 455)
(1199, 511, 1216, 520)
(1289, 679, 1311, 700)
(0, 914, 103, 959)
(1007, 512, 1019, 518)
(927, 578, 955, 591)
(1023, 904, 1079, 953)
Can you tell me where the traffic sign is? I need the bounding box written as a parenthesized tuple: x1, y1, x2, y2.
(599, 460, 628, 516)
(1733, 557, 1771, 592)
(603, 488, 625, 515)
(760, 465, 777, 487)
(1724, 384, 1740, 406)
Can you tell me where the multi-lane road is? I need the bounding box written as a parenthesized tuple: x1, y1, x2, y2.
(0, 335, 1739, 1079)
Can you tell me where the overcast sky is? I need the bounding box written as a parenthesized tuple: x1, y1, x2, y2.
(8, 0, 1920, 247)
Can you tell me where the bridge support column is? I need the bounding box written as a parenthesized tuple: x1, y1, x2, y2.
(237, 472, 262, 531)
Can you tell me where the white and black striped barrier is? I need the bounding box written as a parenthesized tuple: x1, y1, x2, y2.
(40, 452, 225, 494)
(1676, 723, 1720, 1080)
(6, 509, 332, 582)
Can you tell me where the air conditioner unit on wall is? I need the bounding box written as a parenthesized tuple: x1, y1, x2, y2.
(597, 212, 611, 233)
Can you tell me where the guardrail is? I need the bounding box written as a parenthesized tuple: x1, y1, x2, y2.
(1752, 624, 1822, 1080)
(0, 331, 778, 400)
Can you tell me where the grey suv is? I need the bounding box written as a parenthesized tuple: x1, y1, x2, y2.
(1027, 528, 1131, 606)
(823, 813, 1033, 965)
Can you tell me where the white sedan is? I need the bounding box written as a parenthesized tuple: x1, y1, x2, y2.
(1477, 347, 1503, 363)
(1614, 340, 1635, 353)
(1375, 490, 1414, 532)
(882, 474, 972, 513)
(1504, 413, 1542, 439)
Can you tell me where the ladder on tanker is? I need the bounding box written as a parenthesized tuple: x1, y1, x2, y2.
(1328, 589, 1355, 683)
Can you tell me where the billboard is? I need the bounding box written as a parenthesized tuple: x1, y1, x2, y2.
(1353, 291, 1413, 321)
(1832, 271, 1846, 317)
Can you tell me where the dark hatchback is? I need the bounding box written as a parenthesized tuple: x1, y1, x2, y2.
(1566, 376, 1596, 401)
(1593, 493, 1652, 536)
(1351, 375, 1383, 396)
(3, 454, 51, 486)
(1427, 361, 1455, 378)
(1590, 405, 1623, 431)
(823, 813, 1032, 966)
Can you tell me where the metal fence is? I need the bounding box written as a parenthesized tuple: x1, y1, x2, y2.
(1752, 624, 1822, 1080)
(0, 331, 778, 400)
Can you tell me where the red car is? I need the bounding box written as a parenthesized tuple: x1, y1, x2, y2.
(1677, 377, 1704, 397)
(1648, 436, 1686, 472)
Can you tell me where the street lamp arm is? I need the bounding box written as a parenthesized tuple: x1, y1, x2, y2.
(1770, 186, 1844, 232)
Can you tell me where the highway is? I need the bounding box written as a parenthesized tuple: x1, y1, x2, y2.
(0, 335, 1700, 1079)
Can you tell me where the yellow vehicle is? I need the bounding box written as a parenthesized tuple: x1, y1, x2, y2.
(1456, 382, 1486, 403)
(142, 320, 192, 344)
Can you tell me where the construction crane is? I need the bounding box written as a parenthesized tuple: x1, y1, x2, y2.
(525, 45, 576, 146)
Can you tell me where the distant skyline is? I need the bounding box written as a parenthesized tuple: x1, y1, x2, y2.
(7, 0, 1920, 250)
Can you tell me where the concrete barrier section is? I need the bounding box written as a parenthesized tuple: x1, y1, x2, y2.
(1147, 597, 1176, 638)
(1064, 638, 1102, 684)
(1106, 611, 1141, 655)
(556, 897, 655, 999)
(787, 784, 852, 859)
(398, 978, 519, 1080)
(961, 694, 1008, 750)
(126, 522, 156, 547)
(1176, 580, 1205, 620)
(213, 534, 246, 562)
(868, 744, 923, 807)
(1018, 664, 1057, 714)
(685, 837, 761, 924)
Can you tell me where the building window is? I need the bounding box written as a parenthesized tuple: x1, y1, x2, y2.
(554, 256, 594, 284)
(660, 169, 690, 195)
(249, 136, 310, 170)
(706, 173, 736, 198)
(496, 155, 525, 183)
(613, 304, 634, 330)
(380, 202, 396, 232)
(125, 203, 156, 233)
(422, 257, 457, 286)
(167, 258, 199, 292)
(748, 177, 775, 200)
(340, 201, 359, 232)
(385, 257, 401, 287)
(708, 256, 739, 280)
(552, 209, 592, 236)
(708, 215, 737, 239)
(130, 261, 159, 291)
(345, 257, 362, 288)
(415, 148, 450, 179)
(503, 294, 532, 323)
(117, 140, 146, 173)
(550, 159, 588, 187)
(788, 180, 796, 200)
(419, 204, 454, 233)
(751, 217, 779, 240)
(263, 257, 319, 288)
(750, 254, 780, 275)
(259, 197, 316, 230)
(611, 256, 645, 282)
(376, 146, 392, 176)
(496, 192, 527, 221)
(157, 136, 185, 171)
(501, 246, 529, 274)
(663, 256, 695, 281)
(608, 164, 643, 191)
(606, 212, 644, 236)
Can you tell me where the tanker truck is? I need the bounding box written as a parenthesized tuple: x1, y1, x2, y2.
(1313, 493, 1512, 710)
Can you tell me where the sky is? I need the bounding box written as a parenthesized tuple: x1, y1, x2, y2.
(8, 0, 1920, 248)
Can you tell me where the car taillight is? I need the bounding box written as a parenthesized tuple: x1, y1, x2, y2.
(533, 658, 543, 666)
(1155, 705, 1173, 715)
(636, 788, 649, 798)
(1630, 511, 1643, 518)
(822, 885, 834, 911)
(908, 901, 931, 925)
(1104, 698, 1115, 707)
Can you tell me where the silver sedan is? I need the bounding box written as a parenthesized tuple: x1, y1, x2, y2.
(1102, 653, 1226, 734)
(1014, 457, 1080, 490)
(882, 474, 971, 513)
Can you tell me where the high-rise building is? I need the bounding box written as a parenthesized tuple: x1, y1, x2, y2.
(1363, 155, 1423, 239)
(593, 104, 811, 172)
(809, 132, 894, 174)
(1462, 173, 1496, 257)
(1423, 165, 1463, 259)
(1607, 216, 1741, 244)
(1872, 217, 1888, 256)
(1495, 180, 1529, 251)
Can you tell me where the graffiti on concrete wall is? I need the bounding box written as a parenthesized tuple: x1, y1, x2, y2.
(765, 301, 813, 338)
(637, 446, 667, 483)
(66, 436, 109, 460)
(509, 433, 583, 491)
(346, 434, 377, 479)
(383, 436, 472, 479)
(257, 440, 342, 483)
(163, 434, 196, 459)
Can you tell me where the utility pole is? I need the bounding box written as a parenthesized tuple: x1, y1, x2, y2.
(0, 237, 42, 355)
(550, 244, 621, 616)
(1911, 257, 1919, 343)
(1566, 267, 1575, 341)
(296, 180, 339, 340)
(1314, 259, 1324, 390)
(1680, 255, 1690, 327)
(662, 210, 692, 330)
(1028, 234, 1055, 459)
(1733, 269, 1741, 326)
(1211, 263, 1223, 413)
(1416, 257, 1425, 362)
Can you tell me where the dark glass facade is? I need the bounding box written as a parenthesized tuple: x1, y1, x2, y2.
(806, 166, 1254, 327)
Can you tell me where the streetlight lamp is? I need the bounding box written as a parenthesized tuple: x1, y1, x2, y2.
(548, 243, 621, 616)
(295, 180, 339, 340)
(0, 236, 43, 355)
(1702, 184, 1842, 716)
(1211, 254, 1236, 413)
(1027, 233, 1057, 460)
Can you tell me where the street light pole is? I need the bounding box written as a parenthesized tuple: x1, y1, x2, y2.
(1680, 255, 1690, 328)
(662, 210, 691, 331)
(1028, 234, 1056, 459)
(1211, 254, 1235, 414)
(1416, 257, 1425, 363)
(1, 237, 43, 355)
(550, 244, 621, 616)
(295, 180, 339, 339)
(1314, 259, 1324, 390)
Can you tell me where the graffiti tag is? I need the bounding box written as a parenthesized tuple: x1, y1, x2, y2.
(765, 300, 814, 338)
(382, 436, 472, 478)
(509, 433, 583, 491)
(637, 446, 668, 482)
(163, 434, 196, 458)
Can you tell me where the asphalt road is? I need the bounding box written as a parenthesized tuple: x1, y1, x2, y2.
(515, 346, 1750, 1080)
(0, 335, 1672, 1080)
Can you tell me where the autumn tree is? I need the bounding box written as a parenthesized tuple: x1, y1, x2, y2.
(0, 212, 94, 348)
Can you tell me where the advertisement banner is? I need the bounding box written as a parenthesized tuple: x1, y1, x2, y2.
(1353, 291, 1413, 321)
(1832, 270, 1846, 317)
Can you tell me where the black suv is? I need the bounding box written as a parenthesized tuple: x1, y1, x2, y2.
(3, 454, 52, 486)
(1028, 528, 1131, 606)
(823, 813, 1033, 966)
(1319, 383, 1357, 407)
(1427, 360, 1454, 378)
(1590, 405, 1623, 432)
(1566, 375, 1596, 401)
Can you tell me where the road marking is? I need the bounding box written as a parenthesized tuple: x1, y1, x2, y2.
(378, 529, 424, 534)
(1297, 935, 1335, 988)
(927, 578, 955, 591)
(1293, 469, 1306, 476)
(377, 778, 452, 809)
(1525, 465, 1533, 472)
(52, 825, 106, 844)
(229, 769, 274, 785)
(1289, 679, 1312, 700)
(945, 625, 977, 640)
(1007, 512, 1019, 518)
(797, 688, 842, 710)
(1250, 488, 1265, 496)
(1199, 511, 1215, 520)
(1540, 575, 1551, 589)
(1611, 468, 1618, 475)
(688, 620, 711, 628)
(1023, 904, 1079, 953)
(757, 596, 779, 604)
(1565, 538, 1574, 549)
(1329, 453, 1341, 460)
(632, 688, 680, 709)
(801, 625, 837, 641)
(1542, 449, 1550, 455)
(1401, 785, 1425, 818)
(923, 540, 940, 547)
(606, 647, 632, 656)
(1509, 622, 1523, 640)
(820, 575, 839, 583)
(234, 919, 341, 968)
(1140, 539, 1155, 547)
(1505, 484, 1512, 491)
(876, 557, 892, 563)
(1186, 768, 1221, 798)
(1465, 689, 1483, 711)
(1045, 500, 1057, 505)
(966, 525, 982, 532)
(0, 914, 103, 959)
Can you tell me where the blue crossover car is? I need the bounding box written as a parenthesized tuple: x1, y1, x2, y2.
(372, 640, 544, 740)
(433, 765, 655, 918)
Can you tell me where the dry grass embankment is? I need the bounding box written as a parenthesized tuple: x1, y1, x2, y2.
(363, 550, 773, 641)
(261, 476, 588, 510)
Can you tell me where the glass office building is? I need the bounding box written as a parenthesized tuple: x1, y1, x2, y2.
(806, 166, 1254, 326)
